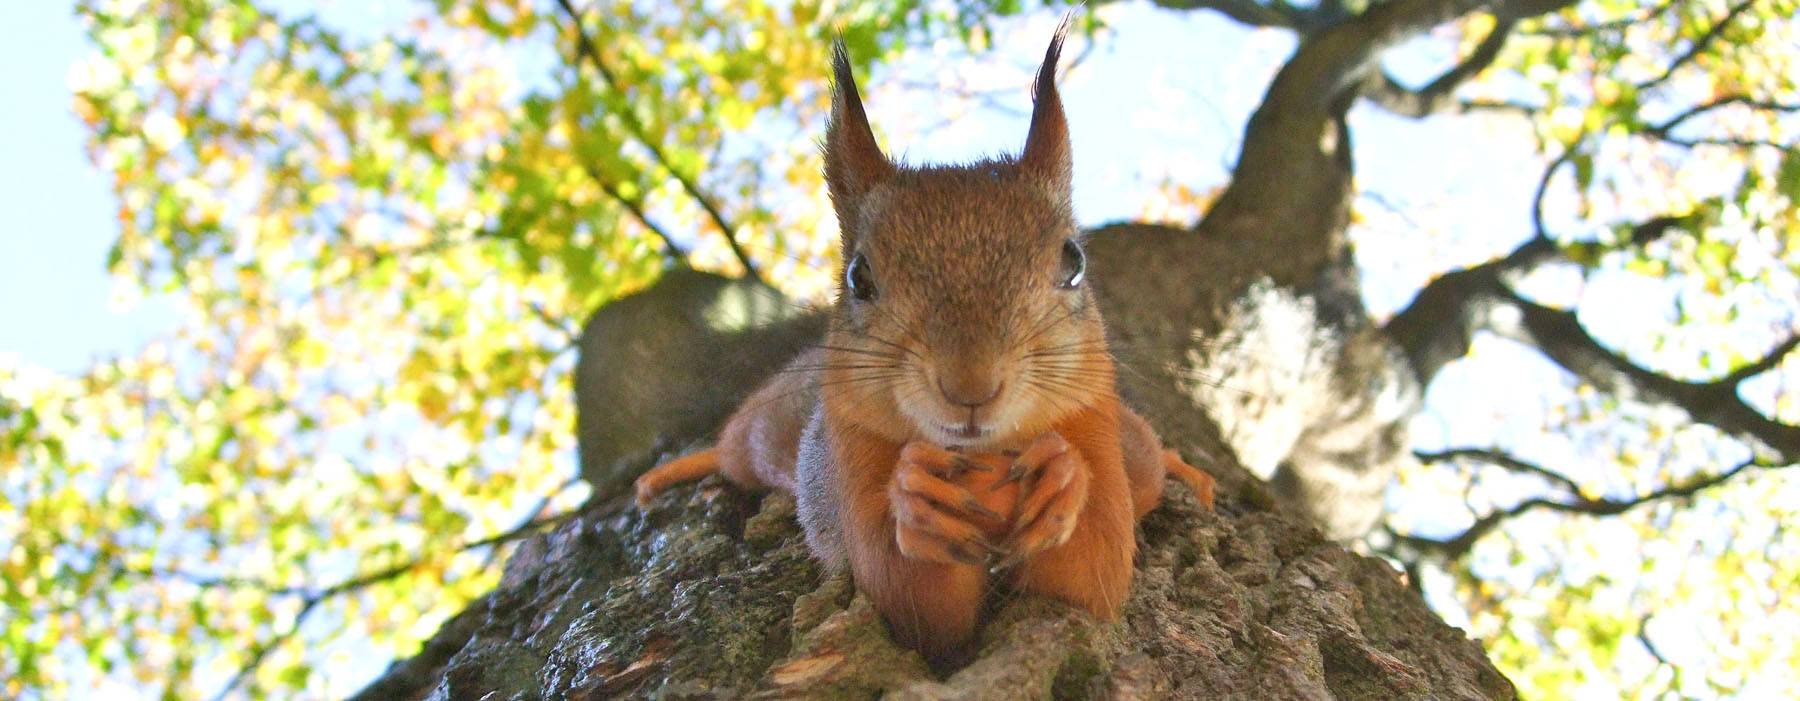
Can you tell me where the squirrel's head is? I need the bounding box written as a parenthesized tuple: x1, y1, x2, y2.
(820, 20, 1110, 451)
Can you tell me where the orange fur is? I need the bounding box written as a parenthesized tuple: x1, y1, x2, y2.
(634, 449, 720, 507)
(1007, 402, 1137, 619)
(834, 424, 988, 662)
(1163, 451, 1217, 510)
(628, 19, 1215, 665)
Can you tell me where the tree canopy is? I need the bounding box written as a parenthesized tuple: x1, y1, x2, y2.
(2, 0, 1795, 698)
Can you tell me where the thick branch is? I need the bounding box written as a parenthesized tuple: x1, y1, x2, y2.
(1380, 232, 1556, 382)
(1384, 136, 1683, 385)
(553, 0, 762, 281)
(1199, 0, 1576, 282)
(1491, 288, 1800, 461)
(1379, 118, 1800, 462)
(1148, 0, 1303, 29)
(1386, 218, 1797, 484)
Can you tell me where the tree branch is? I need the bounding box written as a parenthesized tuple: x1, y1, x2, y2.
(1636, 0, 1758, 92)
(203, 508, 577, 701)
(1646, 94, 1800, 137)
(1384, 198, 1798, 479)
(1489, 287, 1800, 461)
(1359, 16, 1518, 118)
(1400, 457, 1781, 559)
(1455, 97, 1541, 116)
(552, 0, 763, 282)
(583, 160, 687, 263)
(1417, 447, 1582, 495)
(1380, 231, 1557, 383)
(1519, 0, 1678, 36)
(1652, 134, 1793, 150)
(1721, 333, 1800, 386)
(1382, 133, 1684, 386)
(1147, 0, 1303, 29)
(1198, 0, 1578, 284)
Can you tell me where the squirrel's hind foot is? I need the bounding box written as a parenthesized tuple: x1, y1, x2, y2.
(633, 448, 721, 508)
(1162, 449, 1215, 510)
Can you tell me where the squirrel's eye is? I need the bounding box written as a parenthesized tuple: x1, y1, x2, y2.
(846, 252, 878, 301)
(1058, 239, 1086, 289)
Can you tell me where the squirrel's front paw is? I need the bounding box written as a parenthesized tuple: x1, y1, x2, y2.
(888, 441, 1006, 566)
(995, 431, 1089, 567)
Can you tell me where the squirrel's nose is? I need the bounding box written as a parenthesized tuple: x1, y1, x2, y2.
(938, 375, 1003, 409)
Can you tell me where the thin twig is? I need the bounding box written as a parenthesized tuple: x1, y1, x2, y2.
(1636, 0, 1757, 91)
(1520, 0, 1681, 36)
(1399, 458, 1780, 559)
(1361, 16, 1519, 118)
(586, 160, 687, 263)
(552, 0, 762, 281)
(1646, 94, 1800, 136)
(204, 506, 579, 700)
(1417, 447, 1583, 496)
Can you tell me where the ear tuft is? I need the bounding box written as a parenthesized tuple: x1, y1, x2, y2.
(1030, 14, 1071, 104)
(824, 39, 893, 235)
(1018, 14, 1074, 199)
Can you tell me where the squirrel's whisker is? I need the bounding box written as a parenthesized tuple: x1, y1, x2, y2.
(630, 22, 1217, 666)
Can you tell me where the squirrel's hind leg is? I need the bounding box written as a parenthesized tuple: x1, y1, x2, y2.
(635, 448, 720, 507)
(634, 349, 823, 509)
(1118, 406, 1214, 514)
(1162, 451, 1215, 510)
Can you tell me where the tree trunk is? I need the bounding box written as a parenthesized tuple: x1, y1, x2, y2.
(351, 0, 1588, 692)
(351, 244, 1510, 698)
(357, 451, 1511, 700)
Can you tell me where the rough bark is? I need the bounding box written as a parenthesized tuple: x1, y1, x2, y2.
(345, 0, 1598, 694)
(354, 228, 1511, 697)
(363, 432, 1511, 700)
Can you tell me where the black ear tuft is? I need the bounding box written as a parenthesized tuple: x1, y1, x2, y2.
(1019, 14, 1073, 198)
(824, 38, 893, 237)
(1031, 13, 1071, 104)
(831, 39, 858, 108)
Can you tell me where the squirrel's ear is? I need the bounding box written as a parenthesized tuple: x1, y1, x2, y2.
(824, 40, 893, 222)
(1018, 16, 1072, 199)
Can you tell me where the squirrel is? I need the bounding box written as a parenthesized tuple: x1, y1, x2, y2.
(633, 20, 1215, 664)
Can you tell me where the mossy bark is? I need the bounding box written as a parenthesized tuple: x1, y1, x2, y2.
(355, 218, 1518, 699)
(362, 450, 1512, 700)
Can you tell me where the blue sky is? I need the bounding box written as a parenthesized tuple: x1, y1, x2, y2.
(0, 2, 1525, 374)
(0, 2, 174, 374)
(16, 2, 1771, 696)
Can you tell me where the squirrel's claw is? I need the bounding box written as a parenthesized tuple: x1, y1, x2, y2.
(945, 453, 990, 479)
(997, 433, 1088, 562)
(892, 450, 1008, 566)
(996, 431, 1071, 491)
(959, 496, 1007, 524)
(992, 464, 1029, 491)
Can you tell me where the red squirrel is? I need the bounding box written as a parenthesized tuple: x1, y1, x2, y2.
(633, 21, 1215, 663)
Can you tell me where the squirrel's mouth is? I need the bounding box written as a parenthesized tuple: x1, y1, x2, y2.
(938, 422, 992, 443)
